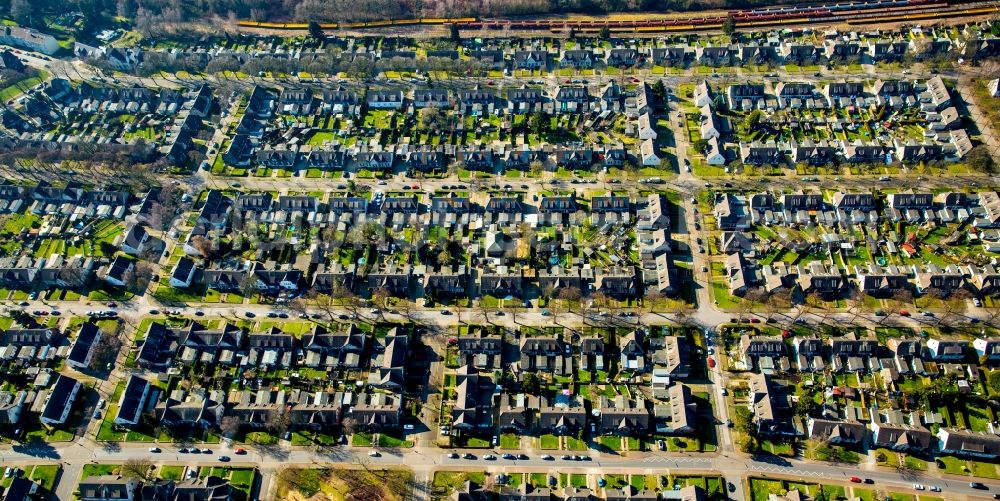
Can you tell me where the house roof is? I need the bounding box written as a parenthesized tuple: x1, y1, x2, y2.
(41, 374, 79, 422)
(117, 374, 151, 425)
(67, 322, 100, 366)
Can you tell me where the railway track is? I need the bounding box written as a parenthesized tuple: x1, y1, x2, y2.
(235, 0, 1000, 33)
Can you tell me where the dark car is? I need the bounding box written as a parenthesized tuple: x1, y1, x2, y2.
(970, 482, 987, 490)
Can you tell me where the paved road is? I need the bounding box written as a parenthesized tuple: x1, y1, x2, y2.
(4, 439, 999, 499)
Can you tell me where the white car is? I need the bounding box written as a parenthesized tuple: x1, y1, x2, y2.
(929, 486, 941, 492)
(148, 447, 161, 453)
(913, 485, 925, 491)
(368, 450, 380, 457)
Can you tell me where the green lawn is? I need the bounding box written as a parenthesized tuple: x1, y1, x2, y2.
(228, 468, 257, 492)
(566, 436, 588, 451)
(0, 70, 49, 102)
(351, 432, 372, 446)
(433, 471, 486, 494)
(499, 434, 520, 449)
(377, 434, 413, 448)
(82, 464, 119, 479)
(750, 478, 786, 501)
(465, 437, 490, 448)
(937, 455, 969, 475)
(159, 466, 186, 480)
(599, 435, 622, 451)
(970, 461, 1000, 479)
(540, 434, 560, 449)
(27, 465, 60, 491)
(855, 488, 876, 501)
(529, 472, 549, 488)
(25, 426, 74, 442)
(904, 455, 928, 471)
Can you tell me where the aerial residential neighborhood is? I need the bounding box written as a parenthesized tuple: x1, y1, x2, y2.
(1, 0, 1000, 500)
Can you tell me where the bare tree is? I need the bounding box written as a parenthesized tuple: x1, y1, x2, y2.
(90, 331, 123, 371)
(547, 296, 566, 324)
(347, 221, 386, 248)
(341, 416, 356, 437)
(188, 235, 215, 258)
(148, 202, 175, 232)
(121, 459, 154, 482)
(941, 289, 972, 326)
(313, 286, 348, 320)
(396, 298, 418, 323)
(58, 266, 89, 290)
(890, 288, 914, 310)
(740, 289, 768, 320)
(218, 415, 242, 437)
(123, 262, 155, 295)
(371, 287, 390, 320)
(288, 296, 310, 318)
(240, 273, 260, 301)
(557, 287, 582, 315)
(265, 406, 292, 436)
(644, 288, 664, 313)
(482, 474, 499, 493)
(591, 291, 612, 316)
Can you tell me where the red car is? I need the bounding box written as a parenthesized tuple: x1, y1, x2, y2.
(850, 477, 862, 483)
(707, 357, 716, 368)
(234, 448, 247, 455)
(750, 318, 760, 324)
(899, 310, 911, 317)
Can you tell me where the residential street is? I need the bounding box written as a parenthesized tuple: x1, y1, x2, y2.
(4, 437, 999, 500)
